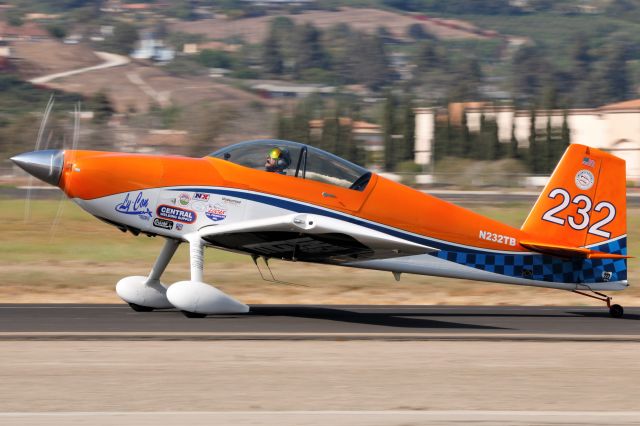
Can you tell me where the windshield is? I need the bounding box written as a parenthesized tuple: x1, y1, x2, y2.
(210, 139, 371, 191)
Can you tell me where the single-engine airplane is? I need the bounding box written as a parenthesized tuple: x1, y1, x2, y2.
(11, 139, 629, 317)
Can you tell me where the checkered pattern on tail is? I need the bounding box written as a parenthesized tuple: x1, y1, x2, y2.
(431, 237, 627, 284)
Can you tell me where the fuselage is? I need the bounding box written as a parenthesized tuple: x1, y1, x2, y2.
(55, 149, 627, 293)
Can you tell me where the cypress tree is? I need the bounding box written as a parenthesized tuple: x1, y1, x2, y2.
(561, 110, 571, 153)
(474, 113, 487, 160)
(461, 112, 471, 158)
(490, 118, 501, 160)
(401, 97, 415, 162)
(545, 116, 553, 173)
(382, 93, 397, 171)
(263, 29, 283, 75)
(509, 119, 518, 159)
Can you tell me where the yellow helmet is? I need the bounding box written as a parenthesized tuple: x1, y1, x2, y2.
(268, 148, 282, 159)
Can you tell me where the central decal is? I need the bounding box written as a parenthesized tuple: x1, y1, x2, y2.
(156, 205, 196, 224)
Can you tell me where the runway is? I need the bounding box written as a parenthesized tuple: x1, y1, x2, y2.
(1, 304, 638, 340)
(2, 305, 639, 423)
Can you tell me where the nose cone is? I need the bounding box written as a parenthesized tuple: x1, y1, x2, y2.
(10, 149, 64, 186)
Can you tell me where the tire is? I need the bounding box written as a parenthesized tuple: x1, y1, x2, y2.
(181, 310, 207, 318)
(128, 303, 154, 312)
(609, 304, 624, 318)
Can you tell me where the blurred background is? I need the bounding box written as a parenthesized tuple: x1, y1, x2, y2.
(0, 0, 638, 304)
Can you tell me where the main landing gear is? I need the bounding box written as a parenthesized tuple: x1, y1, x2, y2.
(116, 236, 249, 318)
(572, 289, 624, 318)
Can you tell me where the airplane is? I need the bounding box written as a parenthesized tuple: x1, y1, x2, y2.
(11, 139, 629, 318)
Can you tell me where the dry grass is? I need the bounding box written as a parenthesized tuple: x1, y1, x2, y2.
(1, 198, 637, 305)
(13, 39, 101, 79)
(170, 7, 487, 44)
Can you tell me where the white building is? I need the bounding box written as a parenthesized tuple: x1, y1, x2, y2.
(414, 100, 640, 181)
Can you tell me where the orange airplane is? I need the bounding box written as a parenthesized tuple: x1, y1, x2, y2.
(11, 140, 629, 317)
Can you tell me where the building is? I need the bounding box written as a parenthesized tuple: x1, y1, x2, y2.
(0, 22, 48, 41)
(414, 101, 640, 181)
(252, 83, 335, 99)
(130, 30, 175, 62)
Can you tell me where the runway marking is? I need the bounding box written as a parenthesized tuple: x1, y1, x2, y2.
(0, 332, 638, 342)
(2, 410, 640, 417)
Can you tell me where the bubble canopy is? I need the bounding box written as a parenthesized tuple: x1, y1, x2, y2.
(209, 139, 372, 191)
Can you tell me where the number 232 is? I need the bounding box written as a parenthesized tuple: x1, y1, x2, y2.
(542, 188, 615, 238)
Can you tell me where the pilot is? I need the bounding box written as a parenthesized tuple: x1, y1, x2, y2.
(265, 147, 290, 174)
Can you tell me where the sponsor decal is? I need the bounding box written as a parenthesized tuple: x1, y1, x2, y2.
(205, 206, 227, 222)
(175, 223, 184, 231)
(115, 192, 152, 219)
(156, 205, 196, 224)
(153, 218, 174, 230)
(192, 201, 207, 212)
(602, 271, 613, 282)
(582, 157, 595, 168)
(221, 196, 242, 206)
(575, 169, 595, 190)
(194, 193, 210, 201)
(178, 193, 191, 206)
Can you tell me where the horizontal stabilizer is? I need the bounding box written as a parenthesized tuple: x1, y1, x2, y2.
(520, 240, 630, 260)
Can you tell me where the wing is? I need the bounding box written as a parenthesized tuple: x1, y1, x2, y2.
(198, 214, 438, 264)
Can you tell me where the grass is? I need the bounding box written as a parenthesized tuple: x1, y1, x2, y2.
(0, 198, 637, 305)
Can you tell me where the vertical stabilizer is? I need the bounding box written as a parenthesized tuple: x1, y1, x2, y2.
(521, 144, 626, 249)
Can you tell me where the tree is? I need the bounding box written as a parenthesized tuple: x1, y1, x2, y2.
(46, 24, 67, 40)
(321, 113, 340, 154)
(571, 36, 592, 81)
(598, 47, 631, 103)
(407, 23, 434, 40)
(109, 22, 139, 55)
(489, 118, 500, 160)
(509, 120, 518, 159)
(448, 57, 482, 101)
(293, 23, 329, 79)
(382, 92, 398, 171)
(6, 9, 24, 27)
(400, 96, 415, 162)
(561, 110, 570, 154)
(544, 116, 553, 173)
(90, 91, 115, 124)
(511, 46, 551, 103)
(198, 49, 233, 69)
(527, 109, 544, 173)
(262, 26, 284, 75)
(461, 111, 471, 158)
(345, 33, 392, 90)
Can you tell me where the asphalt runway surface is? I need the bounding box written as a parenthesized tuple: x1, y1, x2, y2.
(1, 304, 638, 340)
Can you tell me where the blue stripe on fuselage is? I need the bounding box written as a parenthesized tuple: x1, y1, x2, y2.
(175, 186, 627, 284)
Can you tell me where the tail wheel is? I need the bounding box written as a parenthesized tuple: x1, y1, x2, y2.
(609, 304, 624, 318)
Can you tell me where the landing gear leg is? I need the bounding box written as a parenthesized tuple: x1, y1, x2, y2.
(572, 289, 624, 318)
(166, 233, 249, 318)
(116, 238, 181, 311)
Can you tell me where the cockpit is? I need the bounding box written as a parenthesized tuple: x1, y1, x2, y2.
(210, 139, 372, 191)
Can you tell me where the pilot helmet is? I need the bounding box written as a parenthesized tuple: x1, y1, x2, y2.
(267, 147, 290, 172)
